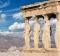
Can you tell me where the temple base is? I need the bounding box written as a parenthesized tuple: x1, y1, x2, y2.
(22, 48, 60, 56)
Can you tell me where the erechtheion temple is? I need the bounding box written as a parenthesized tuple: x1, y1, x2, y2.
(21, 0, 60, 56)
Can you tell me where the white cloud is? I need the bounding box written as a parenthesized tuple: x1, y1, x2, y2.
(0, 13, 7, 23)
(0, 0, 10, 8)
(50, 19, 57, 24)
(29, 20, 35, 25)
(39, 18, 45, 24)
(1, 14, 6, 18)
(8, 20, 35, 31)
(8, 22, 25, 30)
(13, 12, 23, 20)
(0, 31, 24, 38)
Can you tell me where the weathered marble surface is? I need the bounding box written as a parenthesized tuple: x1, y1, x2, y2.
(34, 17, 41, 48)
(42, 15, 51, 49)
(25, 19, 31, 48)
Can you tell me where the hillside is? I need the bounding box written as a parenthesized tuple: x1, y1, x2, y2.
(0, 35, 25, 52)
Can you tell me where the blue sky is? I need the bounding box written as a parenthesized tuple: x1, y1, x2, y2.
(0, 0, 48, 32)
(0, 0, 58, 38)
(0, 0, 57, 33)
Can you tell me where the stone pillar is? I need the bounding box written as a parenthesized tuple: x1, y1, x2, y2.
(25, 18, 30, 48)
(55, 13, 60, 49)
(33, 16, 41, 48)
(42, 15, 51, 49)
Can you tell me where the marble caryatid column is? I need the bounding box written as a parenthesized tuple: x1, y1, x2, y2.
(33, 16, 41, 48)
(25, 18, 30, 48)
(55, 13, 60, 49)
(42, 15, 51, 49)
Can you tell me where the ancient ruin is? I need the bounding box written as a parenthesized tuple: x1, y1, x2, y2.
(21, 0, 60, 56)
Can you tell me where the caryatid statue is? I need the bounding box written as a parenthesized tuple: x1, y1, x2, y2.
(34, 16, 41, 48)
(42, 15, 51, 48)
(25, 18, 31, 48)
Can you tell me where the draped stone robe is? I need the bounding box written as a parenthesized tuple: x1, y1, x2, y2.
(42, 20, 51, 48)
(34, 22, 41, 48)
(25, 21, 30, 48)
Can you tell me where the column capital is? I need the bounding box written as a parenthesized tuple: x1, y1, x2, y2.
(25, 18, 30, 25)
(32, 15, 40, 18)
(32, 15, 36, 18)
(32, 16, 40, 23)
(56, 13, 60, 20)
(43, 14, 49, 21)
